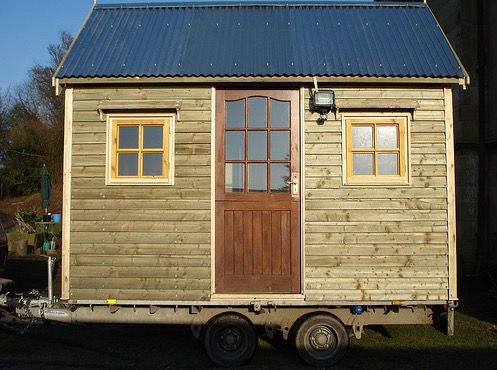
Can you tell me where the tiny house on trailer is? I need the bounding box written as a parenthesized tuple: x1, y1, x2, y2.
(4, 1, 469, 367)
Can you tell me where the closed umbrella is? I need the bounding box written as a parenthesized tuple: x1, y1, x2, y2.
(41, 164, 51, 214)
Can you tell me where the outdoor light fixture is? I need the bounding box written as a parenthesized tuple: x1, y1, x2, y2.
(312, 90, 335, 121)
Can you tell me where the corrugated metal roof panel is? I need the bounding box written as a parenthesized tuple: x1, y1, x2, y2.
(56, 2, 466, 79)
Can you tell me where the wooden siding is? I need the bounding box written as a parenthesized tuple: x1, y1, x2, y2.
(304, 87, 451, 302)
(69, 86, 212, 301)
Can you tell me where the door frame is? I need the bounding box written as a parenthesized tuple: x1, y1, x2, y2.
(209, 86, 306, 299)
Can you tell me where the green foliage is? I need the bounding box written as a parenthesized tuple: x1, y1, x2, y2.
(0, 32, 72, 196)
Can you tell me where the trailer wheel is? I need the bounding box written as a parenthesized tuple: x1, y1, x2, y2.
(204, 313, 257, 367)
(294, 314, 349, 367)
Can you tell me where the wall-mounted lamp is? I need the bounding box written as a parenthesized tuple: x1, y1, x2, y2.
(312, 90, 335, 122)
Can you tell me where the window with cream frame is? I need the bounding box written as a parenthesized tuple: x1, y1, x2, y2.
(106, 114, 174, 185)
(343, 115, 409, 184)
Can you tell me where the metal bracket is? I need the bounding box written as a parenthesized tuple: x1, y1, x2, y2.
(351, 315, 365, 339)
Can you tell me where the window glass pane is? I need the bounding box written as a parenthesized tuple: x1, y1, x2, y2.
(225, 163, 244, 192)
(270, 131, 290, 160)
(352, 153, 374, 175)
(143, 126, 163, 149)
(270, 99, 289, 128)
(248, 163, 267, 192)
(118, 126, 139, 149)
(118, 153, 138, 176)
(248, 97, 267, 127)
(352, 125, 373, 148)
(378, 153, 399, 175)
(377, 125, 398, 148)
(142, 153, 163, 176)
(226, 100, 245, 128)
(248, 131, 267, 160)
(226, 132, 245, 160)
(270, 163, 290, 192)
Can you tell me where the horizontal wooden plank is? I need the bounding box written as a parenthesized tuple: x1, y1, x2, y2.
(71, 188, 210, 200)
(331, 88, 445, 99)
(411, 154, 447, 165)
(306, 232, 448, 244)
(69, 288, 210, 301)
(73, 110, 211, 123)
(72, 143, 106, 155)
(72, 254, 210, 267)
(70, 265, 210, 279)
(73, 87, 211, 100)
(304, 143, 342, 154)
(305, 132, 341, 144)
(71, 231, 210, 244)
(413, 110, 445, 120)
(411, 132, 446, 143)
(71, 277, 210, 290)
(410, 121, 446, 133)
(71, 199, 210, 210)
(305, 209, 448, 222)
(71, 243, 210, 256)
(306, 244, 448, 256)
(305, 221, 447, 233)
(411, 164, 447, 177)
(306, 266, 448, 278)
(71, 177, 211, 189)
(305, 187, 447, 199)
(74, 98, 211, 112)
(305, 289, 448, 301)
(306, 255, 448, 267)
(71, 165, 211, 178)
(71, 209, 210, 221)
(71, 220, 210, 233)
(306, 277, 448, 290)
(305, 199, 447, 210)
(175, 143, 211, 155)
(304, 155, 342, 166)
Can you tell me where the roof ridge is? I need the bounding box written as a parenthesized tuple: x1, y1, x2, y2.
(95, 1, 426, 10)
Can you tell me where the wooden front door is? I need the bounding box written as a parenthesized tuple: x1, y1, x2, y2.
(215, 89, 300, 293)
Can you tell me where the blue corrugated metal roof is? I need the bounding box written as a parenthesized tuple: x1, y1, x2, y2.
(55, 1, 466, 79)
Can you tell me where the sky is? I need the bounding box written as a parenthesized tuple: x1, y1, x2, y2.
(0, 0, 372, 92)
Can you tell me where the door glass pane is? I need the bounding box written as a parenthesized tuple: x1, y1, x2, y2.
(270, 163, 290, 192)
(118, 153, 138, 176)
(248, 131, 267, 160)
(270, 99, 289, 127)
(226, 132, 245, 160)
(118, 126, 139, 149)
(352, 153, 373, 175)
(142, 153, 163, 176)
(248, 163, 267, 192)
(226, 100, 245, 128)
(248, 97, 267, 128)
(377, 125, 398, 148)
(143, 126, 163, 149)
(352, 125, 373, 148)
(378, 153, 399, 175)
(270, 131, 290, 160)
(225, 163, 244, 192)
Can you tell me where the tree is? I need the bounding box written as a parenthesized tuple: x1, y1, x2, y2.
(0, 32, 73, 196)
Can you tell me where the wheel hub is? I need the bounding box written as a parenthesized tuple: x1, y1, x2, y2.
(309, 327, 335, 351)
(219, 328, 241, 351)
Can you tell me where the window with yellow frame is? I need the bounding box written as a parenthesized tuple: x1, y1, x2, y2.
(106, 114, 174, 185)
(344, 116, 409, 184)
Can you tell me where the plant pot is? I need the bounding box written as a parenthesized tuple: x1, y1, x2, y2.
(15, 240, 28, 256)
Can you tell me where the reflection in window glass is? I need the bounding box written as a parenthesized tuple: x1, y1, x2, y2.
(118, 153, 138, 176)
(248, 97, 267, 127)
(225, 163, 244, 192)
(226, 132, 245, 160)
(248, 131, 267, 160)
(248, 163, 267, 192)
(377, 126, 398, 148)
(270, 131, 290, 160)
(119, 126, 139, 149)
(226, 100, 245, 128)
(378, 153, 398, 175)
(143, 126, 163, 149)
(352, 125, 373, 148)
(270, 99, 289, 127)
(270, 163, 290, 192)
(142, 153, 163, 176)
(352, 153, 374, 175)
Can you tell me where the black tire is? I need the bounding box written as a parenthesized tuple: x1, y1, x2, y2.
(294, 314, 349, 367)
(204, 313, 257, 367)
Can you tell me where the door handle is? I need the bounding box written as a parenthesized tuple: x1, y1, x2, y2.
(286, 173, 299, 196)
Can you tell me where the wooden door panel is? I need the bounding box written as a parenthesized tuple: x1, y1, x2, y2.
(216, 89, 300, 294)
